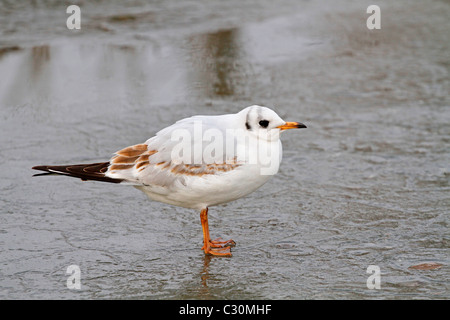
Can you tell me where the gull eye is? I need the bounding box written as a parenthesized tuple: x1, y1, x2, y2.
(259, 120, 269, 128)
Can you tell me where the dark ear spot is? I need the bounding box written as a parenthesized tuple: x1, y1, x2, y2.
(245, 122, 251, 130)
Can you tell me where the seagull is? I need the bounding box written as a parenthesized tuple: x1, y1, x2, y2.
(32, 105, 306, 256)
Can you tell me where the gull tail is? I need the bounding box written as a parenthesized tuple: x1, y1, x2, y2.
(32, 162, 123, 184)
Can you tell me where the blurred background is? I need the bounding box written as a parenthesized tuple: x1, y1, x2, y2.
(0, 0, 448, 299)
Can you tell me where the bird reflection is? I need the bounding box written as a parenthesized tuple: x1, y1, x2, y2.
(200, 254, 213, 289)
(189, 28, 241, 97)
(31, 45, 50, 78)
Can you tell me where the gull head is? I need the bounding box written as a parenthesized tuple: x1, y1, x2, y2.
(239, 105, 306, 142)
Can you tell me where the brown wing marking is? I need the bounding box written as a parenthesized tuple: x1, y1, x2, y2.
(172, 162, 240, 176)
(151, 158, 241, 177)
(116, 144, 148, 157)
(135, 150, 156, 172)
(109, 144, 157, 173)
(111, 155, 140, 164)
(109, 143, 241, 177)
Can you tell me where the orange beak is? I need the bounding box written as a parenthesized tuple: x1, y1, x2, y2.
(277, 121, 307, 131)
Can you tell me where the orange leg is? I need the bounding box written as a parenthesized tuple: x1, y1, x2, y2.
(209, 237, 236, 248)
(200, 208, 235, 257)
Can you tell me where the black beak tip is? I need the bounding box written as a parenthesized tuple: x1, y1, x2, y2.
(298, 123, 307, 129)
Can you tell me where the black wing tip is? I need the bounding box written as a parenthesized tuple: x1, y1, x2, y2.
(32, 165, 67, 178)
(32, 165, 49, 171)
(31, 162, 123, 184)
(32, 172, 56, 177)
